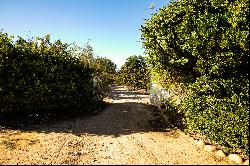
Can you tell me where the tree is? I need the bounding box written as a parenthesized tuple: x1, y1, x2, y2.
(93, 57, 117, 99)
(116, 55, 150, 90)
(0, 31, 94, 124)
(79, 40, 95, 67)
(140, 0, 249, 155)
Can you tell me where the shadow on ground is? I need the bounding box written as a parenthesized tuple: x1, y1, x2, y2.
(0, 86, 185, 137)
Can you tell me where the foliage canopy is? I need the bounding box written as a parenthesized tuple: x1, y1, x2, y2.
(141, 0, 249, 155)
(116, 55, 150, 90)
(0, 31, 116, 126)
(93, 56, 117, 99)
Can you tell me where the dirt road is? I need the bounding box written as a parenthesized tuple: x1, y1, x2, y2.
(0, 86, 231, 164)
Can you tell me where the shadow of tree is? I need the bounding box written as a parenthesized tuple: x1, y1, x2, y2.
(19, 102, 156, 137)
(146, 105, 186, 131)
(0, 86, 185, 138)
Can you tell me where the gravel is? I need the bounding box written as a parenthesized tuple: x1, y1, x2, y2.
(0, 86, 232, 165)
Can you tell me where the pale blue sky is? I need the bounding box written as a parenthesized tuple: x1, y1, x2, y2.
(0, 0, 170, 68)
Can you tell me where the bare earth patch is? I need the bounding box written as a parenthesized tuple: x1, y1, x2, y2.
(0, 86, 233, 165)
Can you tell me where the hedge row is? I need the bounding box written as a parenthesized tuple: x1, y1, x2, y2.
(93, 57, 117, 100)
(141, 0, 249, 154)
(0, 32, 95, 126)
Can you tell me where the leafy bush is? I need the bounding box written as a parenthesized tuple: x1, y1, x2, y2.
(93, 57, 117, 100)
(0, 32, 96, 125)
(116, 55, 150, 90)
(141, 0, 249, 154)
(78, 43, 117, 100)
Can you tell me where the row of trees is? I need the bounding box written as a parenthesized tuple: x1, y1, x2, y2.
(141, 0, 249, 155)
(0, 31, 116, 126)
(0, 30, 152, 128)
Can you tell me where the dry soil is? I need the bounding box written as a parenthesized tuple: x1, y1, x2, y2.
(0, 86, 232, 165)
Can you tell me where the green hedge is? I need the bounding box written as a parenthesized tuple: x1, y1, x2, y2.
(141, 0, 249, 154)
(0, 32, 95, 125)
(93, 57, 117, 100)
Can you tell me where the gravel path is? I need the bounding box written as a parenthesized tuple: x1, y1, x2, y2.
(0, 86, 232, 164)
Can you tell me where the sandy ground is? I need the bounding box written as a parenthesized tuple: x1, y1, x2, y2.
(0, 86, 232, 165)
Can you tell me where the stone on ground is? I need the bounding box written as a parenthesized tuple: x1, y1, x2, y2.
(196, 140, 205, 149)
(215, 150, 226, 159)
(194, 140, 198, 145)
(204, 145, 216, 152)
(243, 159, 249, 165)
(228, 154, 243, 164)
